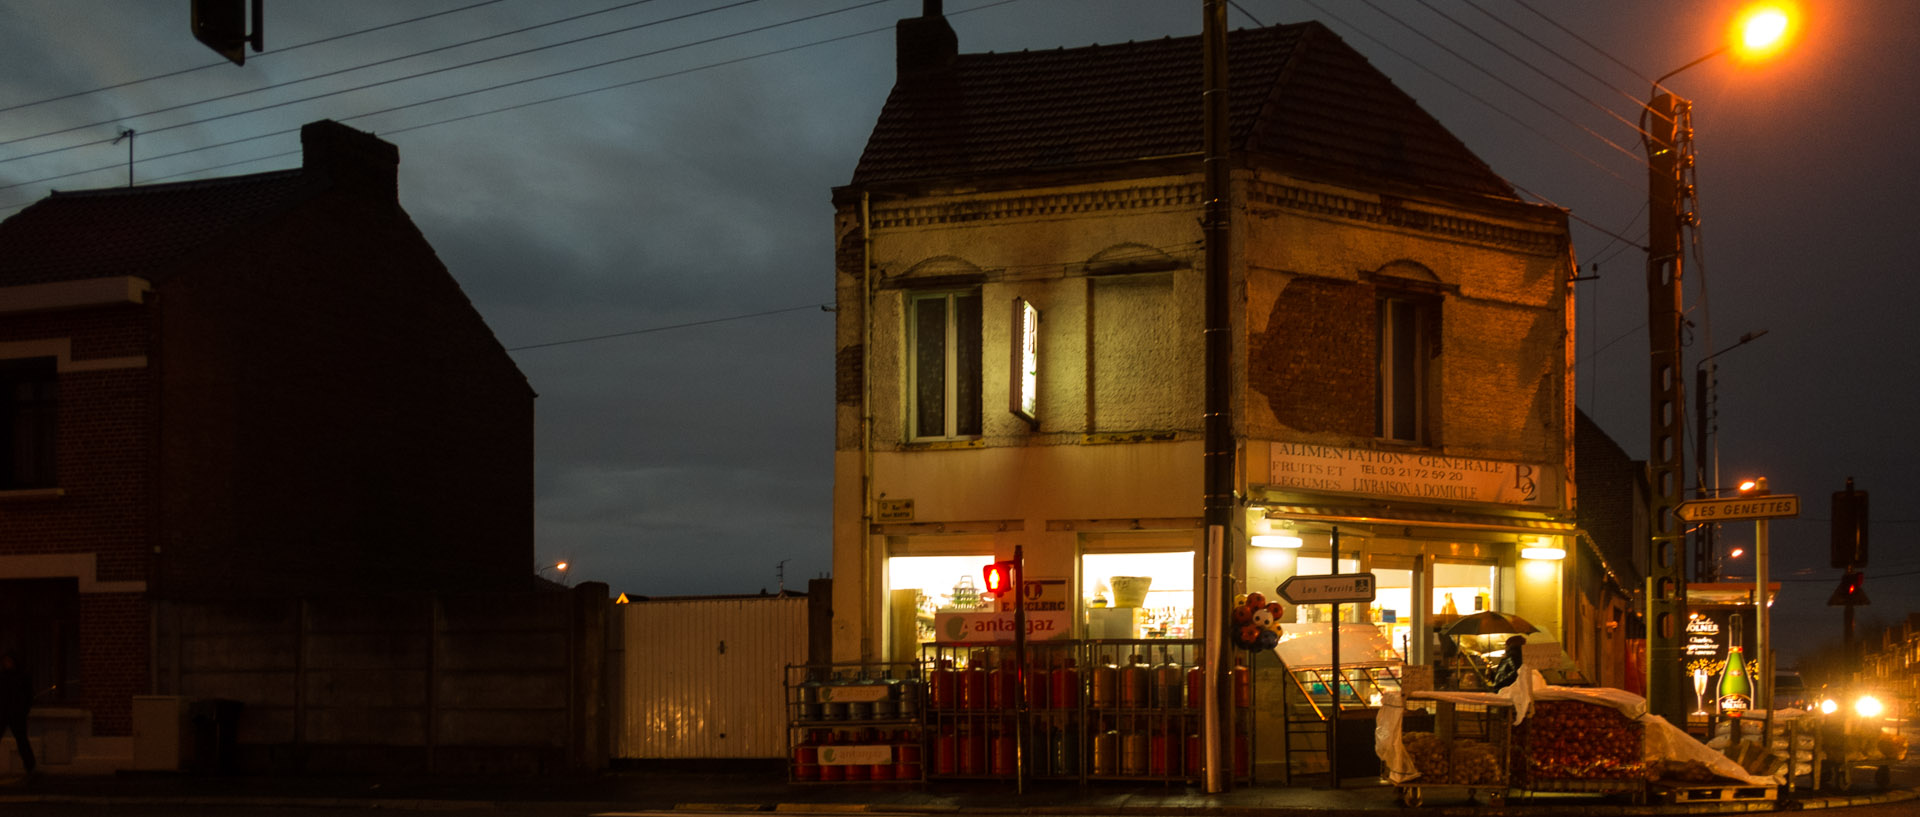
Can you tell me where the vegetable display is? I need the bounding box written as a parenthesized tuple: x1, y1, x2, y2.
(1511, 700, 1646, 782)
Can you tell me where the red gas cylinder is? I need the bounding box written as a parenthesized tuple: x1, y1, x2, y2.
(990, 724, 1017, 776)
(957, 724, 984, 775)
(1186, 666, 1204, 709)
(870, 760, 894, 781)
(1184, 731, 1202, 778)
(1051, 659, 1080, 708)
(930, 659, 956, 710)
(959, 657, 987, 710)
(989, 659, 1018, 711)
(794, 742, 819, 781)
(1026, 663, 1051, 709)
(896, 732, 924, 781)
(932, 729, 957, 775)
(1234, 728, 1250, 778)
(1148, 729, 1173, 776)
(1233, 665, 1250, 708)
(845, 761, 870, 782)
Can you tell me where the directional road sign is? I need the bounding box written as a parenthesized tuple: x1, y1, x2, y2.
(1277, 572, 1377, 605)
(1674, 494, 1801, 523)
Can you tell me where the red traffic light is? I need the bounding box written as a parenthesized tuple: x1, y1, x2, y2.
(982, 560, 1017, 598)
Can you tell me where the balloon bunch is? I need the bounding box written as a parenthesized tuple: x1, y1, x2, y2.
(1231, 591, 1285, 649)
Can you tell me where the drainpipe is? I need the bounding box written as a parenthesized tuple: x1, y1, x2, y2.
(861, 191, 877, 661)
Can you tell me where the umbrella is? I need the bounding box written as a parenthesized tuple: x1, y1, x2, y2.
(1444, 611, 1539, 636)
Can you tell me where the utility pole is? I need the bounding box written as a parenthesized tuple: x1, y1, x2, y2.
(1199, 0, 1234, 794)
(1643, 92, 1691, 726)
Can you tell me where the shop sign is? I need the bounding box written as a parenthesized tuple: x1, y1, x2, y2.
(1268, 443, 1555, 507)
(996, 578, 1067, 614)
(1010, 298, 1039, 426)
(876, 498, 914, 522)
(818, 744, 893, 765)
(1683, 614, 1722, 662)
(934, 609, 1069, 643)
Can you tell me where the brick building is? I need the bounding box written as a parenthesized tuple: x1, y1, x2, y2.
(831, 5, 1586, 779)
(0, 121, 532, 754)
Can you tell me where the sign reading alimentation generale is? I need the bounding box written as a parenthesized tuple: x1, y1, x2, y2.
(1267, 443, 1557, 507)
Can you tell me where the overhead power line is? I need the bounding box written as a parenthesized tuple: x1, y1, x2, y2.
(0, 0, 766, 163)
(506, 302, 831, 352)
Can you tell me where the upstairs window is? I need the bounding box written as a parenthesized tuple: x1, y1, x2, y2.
(909, 290, 982, 439)
(1, 357, 57, 490)
(1377, 296, 1430, 443)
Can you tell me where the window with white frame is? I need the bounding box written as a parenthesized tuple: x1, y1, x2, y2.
(909, 290, 982, 439)
(1377, 295, 1431, 443)
(1, 356, 57, 490)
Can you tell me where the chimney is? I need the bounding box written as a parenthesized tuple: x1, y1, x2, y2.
(300, 120, 399, 201)
(896, 0, 957, 83)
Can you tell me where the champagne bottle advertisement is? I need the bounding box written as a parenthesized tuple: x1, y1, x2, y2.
(1681, 606, 1759, 715)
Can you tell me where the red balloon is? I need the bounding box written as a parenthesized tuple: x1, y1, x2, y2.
(1232, 604, 1254, 624)
(1247, 592, 1266, 609)
(1237, 624, 1261, 644)
(1266, 601, 1284, 617)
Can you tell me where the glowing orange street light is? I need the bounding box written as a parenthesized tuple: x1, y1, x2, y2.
(1731, 2, 1797, 63)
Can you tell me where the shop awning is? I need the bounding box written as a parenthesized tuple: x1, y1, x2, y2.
(1260, 503, 1576, 534)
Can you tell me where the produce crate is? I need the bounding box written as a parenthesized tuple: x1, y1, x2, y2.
(1393, 697, 1509, 806)
(1509, 699, 1647, 802)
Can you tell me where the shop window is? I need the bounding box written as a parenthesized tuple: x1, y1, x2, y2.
(1433, 561, 1499, 617)
(1, 357, 58, 490)
(887, 554, 995, 649)
(1081, 550, 1193, 639)
(908, 290, 982, 440)
(1376, 296, 1431, 443)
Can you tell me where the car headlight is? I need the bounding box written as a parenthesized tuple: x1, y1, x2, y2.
(1855, 695, 1884, 718)
(1819, 698, 1840, 715)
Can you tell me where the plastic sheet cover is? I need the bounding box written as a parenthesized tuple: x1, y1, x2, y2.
(1376, 663, 1779, 786)
(1274, 622, 1398, 667)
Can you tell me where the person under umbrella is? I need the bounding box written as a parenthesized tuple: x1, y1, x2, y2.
(1489, 635, 1527, 691)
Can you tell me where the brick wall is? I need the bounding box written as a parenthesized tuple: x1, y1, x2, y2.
(1249, 276, 1373, 437)
(0, 303, 154, 736)
(156, 181, 533, 599)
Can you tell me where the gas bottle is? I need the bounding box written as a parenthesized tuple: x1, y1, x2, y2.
(793, 731, 820, 781)
(1233, 665, 1250, 708)
(1091, 722, 1118, 776)
(874, 669, 900, 719)
(1049, 723, 1080, 776)
(1090, 655, 1118, 709)
(988, 658, 1017, 711)
(930, 659, 955, 710)
(1153, 655, 1182, 710)
(800, 672, 824, 721)
(1148, 728, 1173, 776)
(957, 720, 983, 775)
(820, 731, 846, 781)
(1184, 729, 1202, 778)
(1025, 660, 1051, 710)
(895, 730, 923, 780)
(1119, 654, 1148, 708)
(848, 669, 875, 721)
(1051, 658, 1080, 708)
(1186, 665, 1204, 709)
(932, 728, 956, 776)
(959, 652, 988, 710)
(990, 721, 1017, 776)
(1121, 725, 1149, 775)
(1235, 727, 1250, 778)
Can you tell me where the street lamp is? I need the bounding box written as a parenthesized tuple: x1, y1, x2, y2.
(1642, 3, 1794, 727)
(539, 561, 571, 586)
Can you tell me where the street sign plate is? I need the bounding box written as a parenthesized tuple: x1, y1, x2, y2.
(1674, 494, 1801, 523)
(1278, 572, 1377, 605)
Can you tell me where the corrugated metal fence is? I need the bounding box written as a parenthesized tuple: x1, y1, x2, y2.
(616, 595, 807, 759)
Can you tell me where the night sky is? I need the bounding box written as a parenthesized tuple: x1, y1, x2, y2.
(2, 0, 1914, 666)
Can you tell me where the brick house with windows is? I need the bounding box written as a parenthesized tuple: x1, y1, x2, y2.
(831, 5, 1595, 779)
(0, 120, 532, 760)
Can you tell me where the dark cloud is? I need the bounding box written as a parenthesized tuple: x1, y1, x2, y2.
(4, 0, 1916, 656)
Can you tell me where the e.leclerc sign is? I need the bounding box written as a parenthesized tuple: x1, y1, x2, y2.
(1674, 495, 1801, 523)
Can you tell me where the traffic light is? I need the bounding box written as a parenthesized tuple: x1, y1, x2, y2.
(982, 560, 1017, 599)
(1826, 571, 1870, 607)
(192, 0, 262, 66)
(1831, 479, 1869, 569)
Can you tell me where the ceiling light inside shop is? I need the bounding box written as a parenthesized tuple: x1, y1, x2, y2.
(1251, 534, 1304, 549)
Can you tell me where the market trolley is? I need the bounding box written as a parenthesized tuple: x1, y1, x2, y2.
(1508, 698, 1648, 804)
(1379, 690, 1512, 807)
